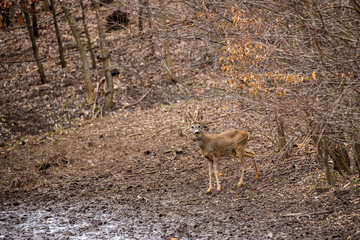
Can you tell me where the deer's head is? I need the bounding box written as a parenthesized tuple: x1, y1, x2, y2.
(187, 107, 204, 137)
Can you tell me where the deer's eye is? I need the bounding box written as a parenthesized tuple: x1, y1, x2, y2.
(191, 126, 194, 128)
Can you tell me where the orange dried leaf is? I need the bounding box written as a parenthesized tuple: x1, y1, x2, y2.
(312, 71, 316, 80)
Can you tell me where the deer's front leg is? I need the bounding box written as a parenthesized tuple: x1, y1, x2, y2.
(213, 159, 221, 192)
(206, 159, 214, 194)
(237, 155, 246, 187)
(253, 158, 260, 180)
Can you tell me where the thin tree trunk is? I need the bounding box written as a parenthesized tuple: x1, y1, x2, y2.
(326, 128, 351, 175)
(354, 142, 360, 177)
(42, 0, 50, 11)
(274, 99, 287, 157)
(80, 0, 96, 69)
(276, 113, 286, 152)
(22, 2, 48, 84)
(31, 1, 39, 38)
(145, 0, 154, 55)
(94, 0, 114, 110)
(159, 0, 175, 84)
(329, 142, 351, 175)
(318, 137, 335, 186)
(59, 0, 95, 104)
(138, 0, 144, 33)
(49, 0, 66, 68)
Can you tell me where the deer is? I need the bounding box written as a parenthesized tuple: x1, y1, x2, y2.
(186, 108, 260, 194)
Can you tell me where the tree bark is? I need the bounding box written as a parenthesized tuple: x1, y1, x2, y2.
(94, 0, 114, 110)
(22, 1, 48, 84)
(31, 1, 39, 38)
(354, 142, 360, 177)
(276, 113, 286, 152)
(49, 0, 66, 68)
(326, 128, 351, 175)
(318, 137, 335, 186)
(329, 142, 351, 175)
(80, 0, 96, 69)
(159, 0, 175, 84)
(145, 0, 154, 55)
(138, 0, 144, 33)
(59, 0, 95, 104)
(42, 0, 50, 11)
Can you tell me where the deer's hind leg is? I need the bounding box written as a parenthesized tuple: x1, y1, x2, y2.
(253, 158, 260, 180)
(236, 147, 246, 187)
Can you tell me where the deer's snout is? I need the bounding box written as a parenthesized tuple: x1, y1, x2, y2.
(194, 129, 200, 135)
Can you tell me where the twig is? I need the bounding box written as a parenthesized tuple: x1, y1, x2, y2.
(281, 210, 332, 217)
(92, 80, 104, 119)
(1, 62, 16, 78)
(178, 198, 203, 205)
(123, 88, 152, 109)
(315, 87, 345, 149)
(235, 197, 252, 201)
(127, 133, 143, 138)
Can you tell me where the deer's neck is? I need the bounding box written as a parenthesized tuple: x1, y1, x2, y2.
(195, 133, 209, 150)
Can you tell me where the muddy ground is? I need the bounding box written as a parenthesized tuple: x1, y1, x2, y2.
(1, 100, 360, 239)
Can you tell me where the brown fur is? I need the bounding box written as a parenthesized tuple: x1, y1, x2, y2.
(187, 110, 260, 193)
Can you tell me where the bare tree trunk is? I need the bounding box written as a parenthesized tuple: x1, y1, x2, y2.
(31, 1, 39, 38)
(59, 0, 95, 104)
(22, 2, 48, 84)
(354, 142, 360, 177)
(94, 0, 114, 110)
(326, 127, 351, 175)
(145, 0, 155, 55)
(318, 137, 335, 186)
(80, 0, 96, 69)
(329, 142, 351, 175)
(276, 112, 286, 152)
(138, 0, 144, 33)
(273, 97, 287, 157)
(159, 0, 175, 84)
(49, 0, 66, 68)
(42, 0, 50, 11)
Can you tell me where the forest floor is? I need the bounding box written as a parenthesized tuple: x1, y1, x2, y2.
(1, 1, 360, 239)
(1, 97, 360, 239)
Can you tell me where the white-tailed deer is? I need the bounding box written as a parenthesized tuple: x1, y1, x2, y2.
(187, 108, 260, 193)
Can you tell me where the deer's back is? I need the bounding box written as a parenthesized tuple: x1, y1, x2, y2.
(213, 129, 249, 144)
(201, 130, 249, 157)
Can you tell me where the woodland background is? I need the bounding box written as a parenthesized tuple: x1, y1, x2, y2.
(0, 0, 360, 238)
(1, 0, 359, 185)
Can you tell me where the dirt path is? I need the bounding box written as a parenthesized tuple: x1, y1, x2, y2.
(1, 168, 359, 239)
(1, 100, 359, 239)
